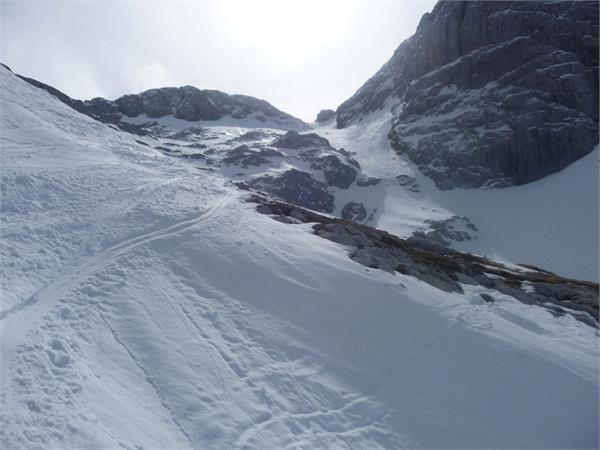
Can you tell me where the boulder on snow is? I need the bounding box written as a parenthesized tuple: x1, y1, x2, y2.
(341, 202, 367, 222)
(409, 216, 478, 248)
(245, 169, 334, 213)
(273, 131, 331, 149)
(356, 177, 381, 187)
(396, 175, 420, 192)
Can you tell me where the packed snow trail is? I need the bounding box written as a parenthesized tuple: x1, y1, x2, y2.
(1, 67, 598, 448)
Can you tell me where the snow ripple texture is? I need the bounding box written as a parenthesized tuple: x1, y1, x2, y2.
(1, 67, 598, 449)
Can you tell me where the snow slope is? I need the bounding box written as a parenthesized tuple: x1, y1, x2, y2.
(312, 109, 599, 281)
(121, 113, 307, 131)
(1, 67, 598, 448)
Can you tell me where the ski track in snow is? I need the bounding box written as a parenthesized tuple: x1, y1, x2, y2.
(1, 66, 599, 449)
(1, 195, 233, 322)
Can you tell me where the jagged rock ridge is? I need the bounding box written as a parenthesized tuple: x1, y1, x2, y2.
(234, 131, 361, 213)
(4, 64, 305, 131)
(336, 1, 599, 189)
(86, 86, 306, 129)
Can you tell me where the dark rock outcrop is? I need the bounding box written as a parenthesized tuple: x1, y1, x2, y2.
(356, 177, 381, 187)
(243, 169, 334, 213)
(82, 86, 306, 129)
(270, 131, 359, 189)
(336, 1, 599, 189)
(273, 131, 331, 149)
(11, 68, 306, 131)
(311, 155, 358, 189)
(409, 216, 477, 248)
(396, 175, 420, 192)
(341, 202, 368, 222)
(315, 109, 336, 123)
(222, 145, 284, 168)
(250, 193, 599, 327)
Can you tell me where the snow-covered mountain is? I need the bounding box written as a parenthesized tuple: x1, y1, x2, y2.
(311, 107, 599, 282)
(14, 67, 307, 132)
(336, 1, 599, 189)
(113, 105, 598, 282)
(1, 57, 598, 449)
(1, 1, 599, 447)
(7, 0, 599, 282)
(310, 0, 599, 281)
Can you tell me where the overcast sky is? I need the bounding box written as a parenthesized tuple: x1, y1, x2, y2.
(1, 0, 436, 121)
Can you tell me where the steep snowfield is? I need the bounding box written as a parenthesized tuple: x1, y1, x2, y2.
(1, 67, 598, 448)
(313, 110, 599, 281)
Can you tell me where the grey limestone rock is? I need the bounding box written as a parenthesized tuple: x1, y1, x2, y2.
(251, 194, 598, 327)
(272, 131, 359, 189)
(409, 216, 478, 248)
(21, 76, 306, 130)
(273, 131, 331, 149)
(356, 177, 381, 187)
(313, 155, 358, 189)
(315, 109, 336, 123)
(245, 169, 335, 213)
(396, 175, 420, 192)
(336, 1, 599, 189)
(341, 202, 368, 222)
(222, 145, 284, 168)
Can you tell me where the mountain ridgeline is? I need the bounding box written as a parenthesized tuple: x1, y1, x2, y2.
(5, 1, 598, 190)
(5, 64, 305, 131)
(83, 86, 306, 129)
(2, 2, 600, 446)
(336, 1, 599, 189)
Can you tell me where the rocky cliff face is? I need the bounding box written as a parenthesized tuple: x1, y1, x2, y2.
(86, 86, 305, 129)
(315, 109, 336, 123)
(236, 131, 361, 213)
(337, 1, 599, 189)
(6, 65, 305, 131)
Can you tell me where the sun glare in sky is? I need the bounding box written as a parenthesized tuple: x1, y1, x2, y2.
(1, 0, 435, 121)
(215, 0, 354, 58)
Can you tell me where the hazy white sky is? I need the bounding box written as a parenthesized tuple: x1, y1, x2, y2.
(1, 0, 436, 121)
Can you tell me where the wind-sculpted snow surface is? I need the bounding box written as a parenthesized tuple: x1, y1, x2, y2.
(1, 67, 599, 449)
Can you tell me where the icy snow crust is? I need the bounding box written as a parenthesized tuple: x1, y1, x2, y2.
(1, 68, 598, 448)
